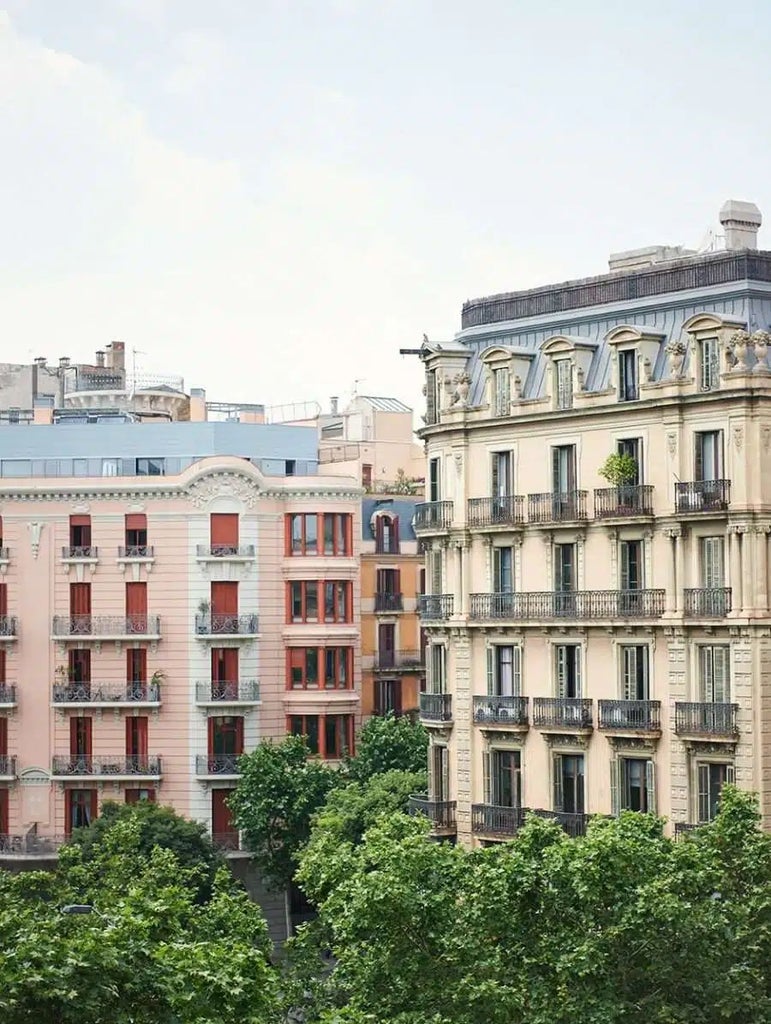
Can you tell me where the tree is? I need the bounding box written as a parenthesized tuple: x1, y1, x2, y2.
(229, 734, 340, 891)
(0, 817, 278, 1024)
(295, 789, 771, 1024)
(67, 798, 223, 902)
(344, 713, 428, 784)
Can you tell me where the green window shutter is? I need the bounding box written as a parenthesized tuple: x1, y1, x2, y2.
(713, 646, 730, 702)
(725, 764, 735, 785)
(622, 647, 635, 700)
(574, 647, 582, 699)
(694, 432, 704, 481)
(610, 759, 620, 817)
(553, 753, 564, 812)
(700, 647, 714, 703)
(482, 751, 491, 804)
(556, 646, 567, 698)
(645, 760, 656, 815)
(512, 646, 522, 697)
(697, 764, 710, 823)
(486, 646, 495, 695)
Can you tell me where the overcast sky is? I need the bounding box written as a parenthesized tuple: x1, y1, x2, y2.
(2, 0, 771, 414)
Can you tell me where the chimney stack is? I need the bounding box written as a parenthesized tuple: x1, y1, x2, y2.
(95, 350, 105, 368)
(33, 356, 46, 368)
(330, 396, 339, 415)
(106, 341, 125, 371)
(58, 356, 70, 369)
(719, 200, 762, 251)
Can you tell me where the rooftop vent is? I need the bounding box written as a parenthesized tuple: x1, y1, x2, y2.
(719, 200, 762, 251)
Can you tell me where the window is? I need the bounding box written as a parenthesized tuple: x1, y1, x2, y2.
(618, 350, 638, 402)
(290, 714, 320, 754)
(0, 789, 7, 836)
(125, 514, 148, 552)
(126, 789, 155, 804)
(126, 717, 148, 766)
(486, 645, 521, 696)
(430, 744, 449, 801)
(361, 464, 372, 489)
(378, 623, 396, 669)
(323, 513, 351, 555)
(374, 678, 402, 716)
(126, 582, 148, 631)
(135, 458, 165, 476)
(289, 581, 319, 623)
(555, 359, 572, 410)
(289, 714, 353, 759)
(701, 536, 725, 587)
(324, 581, 351, 622)
(428, 458, 441, 502)
(70, 716, 92, 759)
(285, 460, 296, 476)
(697, 762, 734, 822)
(491, 450, 512, 499)
(429, 643, 447, 693)
(69, 515, 91, 551)
(429, 549, 443, 594)
(551, 444, 577, 495)
(553, 753, 584, 813)
(698, 646, 730, 702)
(555, 645, 581, 698)
(127, 649, 147, 698)
(289, 513, 317, 555)
(620, 645, 649, 700)
(67, 649, 91, 693)
(69, 583, 91, 623)
(287, 647, 352, 690)
(208, 717, 245, 771)
(700, 338, 719, 392)
(554, 543, 575, 593)
(102, 459, 119, 477)
(210, 513, 239, 555)
(375, 568, 400, 596)
(612, 758, 655, 813)
(65, 790, 97, 834)
(211, 648, 239, 692)
(492, 367, 510, 417)
(493, 546, 514, 593)
(619, 539, 643, 594)
(617, 438, 642, 484)
(694, 431, 723, 482)
(375, 513, 400, 554)
(324, 647, 350, 689)
(289, 513, 351, 556)
(484, 748, 521, 808)
(0, 585, 6, 619)
(0, 717, 6, 757)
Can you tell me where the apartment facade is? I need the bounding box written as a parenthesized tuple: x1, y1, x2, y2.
(413, 201, 771, 844)
(0, 417, 360, 851)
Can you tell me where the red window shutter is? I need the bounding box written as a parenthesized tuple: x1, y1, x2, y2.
(207, 716, 215, 755)
(0, 717, 7, 757)
(210, 514, 239, 547)
(212, 789, 236, 836)
(375, 515, 384, 550)
(0, 585, 7, 618)
(70, 717, 92, 757)
(127, 648, 147, 683)
(223, 648, 238, 681)
(125, 514, 146, 530)
(127, 717, 148, 759)
(234, 716, 244, 754)
(0, 649, 5, 684)
(0, 516, 3, 544)
(70, 584, 91, 616)
(125, 583, 147, 616)
(89, 790, 98, 822)
(0, 788, 7, 834)
(70, 515, 90, 527)
(211, 582, 238, 615)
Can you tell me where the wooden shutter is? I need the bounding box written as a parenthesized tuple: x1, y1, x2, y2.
(234, 716, 244, 755)
(375, 515, 384, 551)
(125, 582, 147, 616)
(210, 513, 239, 547)
(702, 537, 724, 588)
(725, 764, 736, 785)
(694, 433, 704, 481)
(70, 583, 91, 615)
(552, 753, 564, 812)
(697, 763, 710, 822)
(486, 647, 495, 695)
(622, 646, 646, 700)
(551, 447, 561, 493)
(212, 789, 236, 837)
(70, 717, 92, 757)
(126, 717, 148, 760)
(127, 648, 147, 684)
(712, 647, 730, 702)
(426, 370, 437, 425)
(511, 647, 522, 697)
(645, 760, 656, 814)
(556, 646, 567, 698)
(482, 751, 491, 804)
(610, 759, 620, 817)
(211, 582, 238, 615)
(0, 585, 6, 618)
(0, 788, 7, 834)
(431, 550, 443, 594)
(0, 716, 6, 757)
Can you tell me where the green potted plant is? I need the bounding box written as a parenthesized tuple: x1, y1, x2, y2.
(599, 452, 639, 513)
(150, 670, 166, 702)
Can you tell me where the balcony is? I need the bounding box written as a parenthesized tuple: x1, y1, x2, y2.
(194, 614, 259, 637)
(195, 680, 261, 706)
(684, 588, 732, 617)
(0, 547, 9, 567)
(51, 682, 161, 707)
(413, 501, 453, 534)
(195, 544, 256, 561)
(117, 545, 155, 559)
(374, 649, 425, 672)
(533, 697, 593, 731)
(51, 755, 162, 780)
(419, 692, 452, 723)
(0, 685, 16, 707)
(532, 808, 591, 838)
(472, 804, 526, 837)
(527, 490, 588, 524)
(195, 754, 243, 778)
(211, 833, 242, 853)
(407, 794, 457, 833)
(0, 834, 66, 857)
(674, 822, 702, 838)
(0, 756, 16, 780)
(61, 545, 99, 561)
(675, 479, 730, 514)
(374, 592, 404, 613)
(598, 699, 661, 734)
(674, 702, 738, 740)
(0, 617, 18, 640)
(51, 615, 161, 640)
(469, 590, 665, 622)
(473, 695, 529, 728)
(594, 485, 654, 519)
(467, 495, 525, 529)
(417, 594, 454, 621)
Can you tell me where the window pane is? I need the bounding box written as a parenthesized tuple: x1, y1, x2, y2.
(305, 514, 318, 552)
(324, 514, 334, 554)
(306, 649, 318, 687)
(305, 582, 318, 621)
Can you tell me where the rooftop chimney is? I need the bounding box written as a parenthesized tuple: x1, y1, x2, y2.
(33, 356, 46, 367)
(95, 350, 105, 367)
(106, 341, 125, 371)
(330, 396, 339, 415)
(719, 200, 762, 251)
(59, 356, 71, 369)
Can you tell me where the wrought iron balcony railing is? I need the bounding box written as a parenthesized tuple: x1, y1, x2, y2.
(0, 685, 16, 706)
(407, 795, 457, 830)
(62, 546, 98, 559)
(52, 615, 161, 637)
(533, 697, 593, 730)
(413, 501, 454, 533)
(374, 649, 425, 671)
(674, 822, 702, 838)
(467, 495, 525, 528)
(51, 755, 162, 777)
(195, 680, 261, 703)
(473, 695, 529, 726)
(374, 592, 404, 612)
(674, 702, 738, 738)
(194, 614, 259, 636)
(0, 547, 9, 561)
(0, 617, 18, 637)
(419, 692, 453, 722)
(675, 479, 730, 513)
(417, 594, 454, 620)
(0, 756, 16, 777)
(195, 754, 243, 776)
(52, 682, 161, 704)
(469, 589, 665, 621)
(684, 588, 732, 617)
(594, 485, 654, 518)
(532, 808, 591, 837)
(527, 490, 588, 524)
(471, 803, 526, 836)
(211, 833, 241, 852)
(196, 544, 256, 558)
(598, 699, 661, 732)
(118, 545, 155, 558)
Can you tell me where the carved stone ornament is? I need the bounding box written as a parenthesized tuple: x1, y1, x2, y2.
(733, 424, 744, 451)
(187, 472, 258, 509)
(752, 330, 771, 371)
(728, 329, 751, 370)
(763, 425, 771, 451)
(665, 339, 686, 378)
(454, 451, 463, 472)
(28, 521, 44, 559)
(450, 371, 471, 407)
(666, 432, 677, 456)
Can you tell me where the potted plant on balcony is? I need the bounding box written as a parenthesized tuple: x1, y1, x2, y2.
(197, 600, 210, 634)
(149, 669, 165, 702)
(599, 452, 638, 515)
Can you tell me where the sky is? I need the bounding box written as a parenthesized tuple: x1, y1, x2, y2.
(2, 0, 771, 415)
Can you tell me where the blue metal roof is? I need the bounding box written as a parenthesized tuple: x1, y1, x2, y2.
(361, 497, 420, 541)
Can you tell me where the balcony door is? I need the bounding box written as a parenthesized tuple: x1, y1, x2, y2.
(212, 648, 239, 697)
(493, 546, 514, 595)
(555, 645, 581, 699)
(125, 583, 147, 632)
(612, 757, 655, 813)
(617, 438, 641, 484)
(210, 513, 239, 555)
(65, 789, 97, 834)
(491, 450, 512, 500)
(126, 717, 148, 765)
(428, 458, 441, 502)
(212, 789, 238, 847)
(430, 744, 449, 802)
(698, 645, 730, 703)
(68, 649, 91, 696)
(695, 431, 723, 482)
(701, 537, 725, 589)
(551, 445, 576, 495)
(209, 716, 244, 758)
(378, 623, 396, 669)
(697, 762, 734, 822)
(621, 645, 649, 701)
(70, 583, 91, 625)
(70, 717, 92, 766)
(487, 645, 521, 697)
(127, 649, 147, 699)
(211, 582, 238, 632)
(554, 753, 584, 814)
(485, 748, 521, 808)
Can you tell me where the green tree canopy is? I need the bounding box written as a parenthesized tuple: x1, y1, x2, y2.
(343, 713, 428, 784)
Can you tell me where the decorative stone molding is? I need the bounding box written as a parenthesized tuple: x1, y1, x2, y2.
(666, 432, 677, 456)
(28, 521, 43, 558)
(751, 330, 771, 371)
(732, 424, 744, 451)
(188, 472, 259, 509)
(542, 733, 590, 749)
(665, 339, 686, 378)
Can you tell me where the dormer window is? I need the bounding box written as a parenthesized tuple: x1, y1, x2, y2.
(618, 349, 638, 402)
(555, 359, 573, 410)
(699, 338, 719, 391)
(492, 367, 510, 417)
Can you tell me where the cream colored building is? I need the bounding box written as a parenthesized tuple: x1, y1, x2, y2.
(412, 200, 771, 843)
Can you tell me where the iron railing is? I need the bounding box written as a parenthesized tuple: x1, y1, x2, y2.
(194, 614, 259, 635)
(0, 617, 18, 637)
(118, 545, 154, 558)
(195, 680, 261, 703)
(195, 754, 242, 776)
(0, 756, 16, 777)
(0, 685, 16, 705)
(374, 649, 425, 671)
(419, 692, 453, 722)
(469, 590, 665, 621)
(407, 795, 457, 830)
(0, 834, 66, 855)
(533, 697, 593, 730)
(211, 833, 241, 852)
(527, 490, 588, 523)
(62, 545, 98, 559)
(594, 485, 654, 518)
(598, 699, 661, 731)
(196, 544, 255, 558)
(52, 682, 161, 704)
(532, 808, 591, 837)
(674, 702, 738, 737)
(471, 804, 526, 836)
(0, 547, 9, 560)
(413, 501, 454, 532)
(684, 588, 732, 617)
(467, 495, 525, 528)
(417, 595, 454, 620)
(674, 822, 702, 838)
(51, 755, 161, 776)
(374, 592, 404, 612)
(473, 695, 529, 726)
(675, 479, 730, 513)
(52, 615, 160, 636)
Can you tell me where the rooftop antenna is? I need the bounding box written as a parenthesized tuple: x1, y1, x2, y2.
(131, 348, 145, 397)
(352, 378, 364, 395)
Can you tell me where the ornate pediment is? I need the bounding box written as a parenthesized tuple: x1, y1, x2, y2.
(186, 471, 259, 509)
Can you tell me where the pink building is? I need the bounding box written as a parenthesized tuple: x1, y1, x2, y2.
(0, 420, 360, 850)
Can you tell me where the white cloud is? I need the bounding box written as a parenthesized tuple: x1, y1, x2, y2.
(163, 29, 231, 97)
